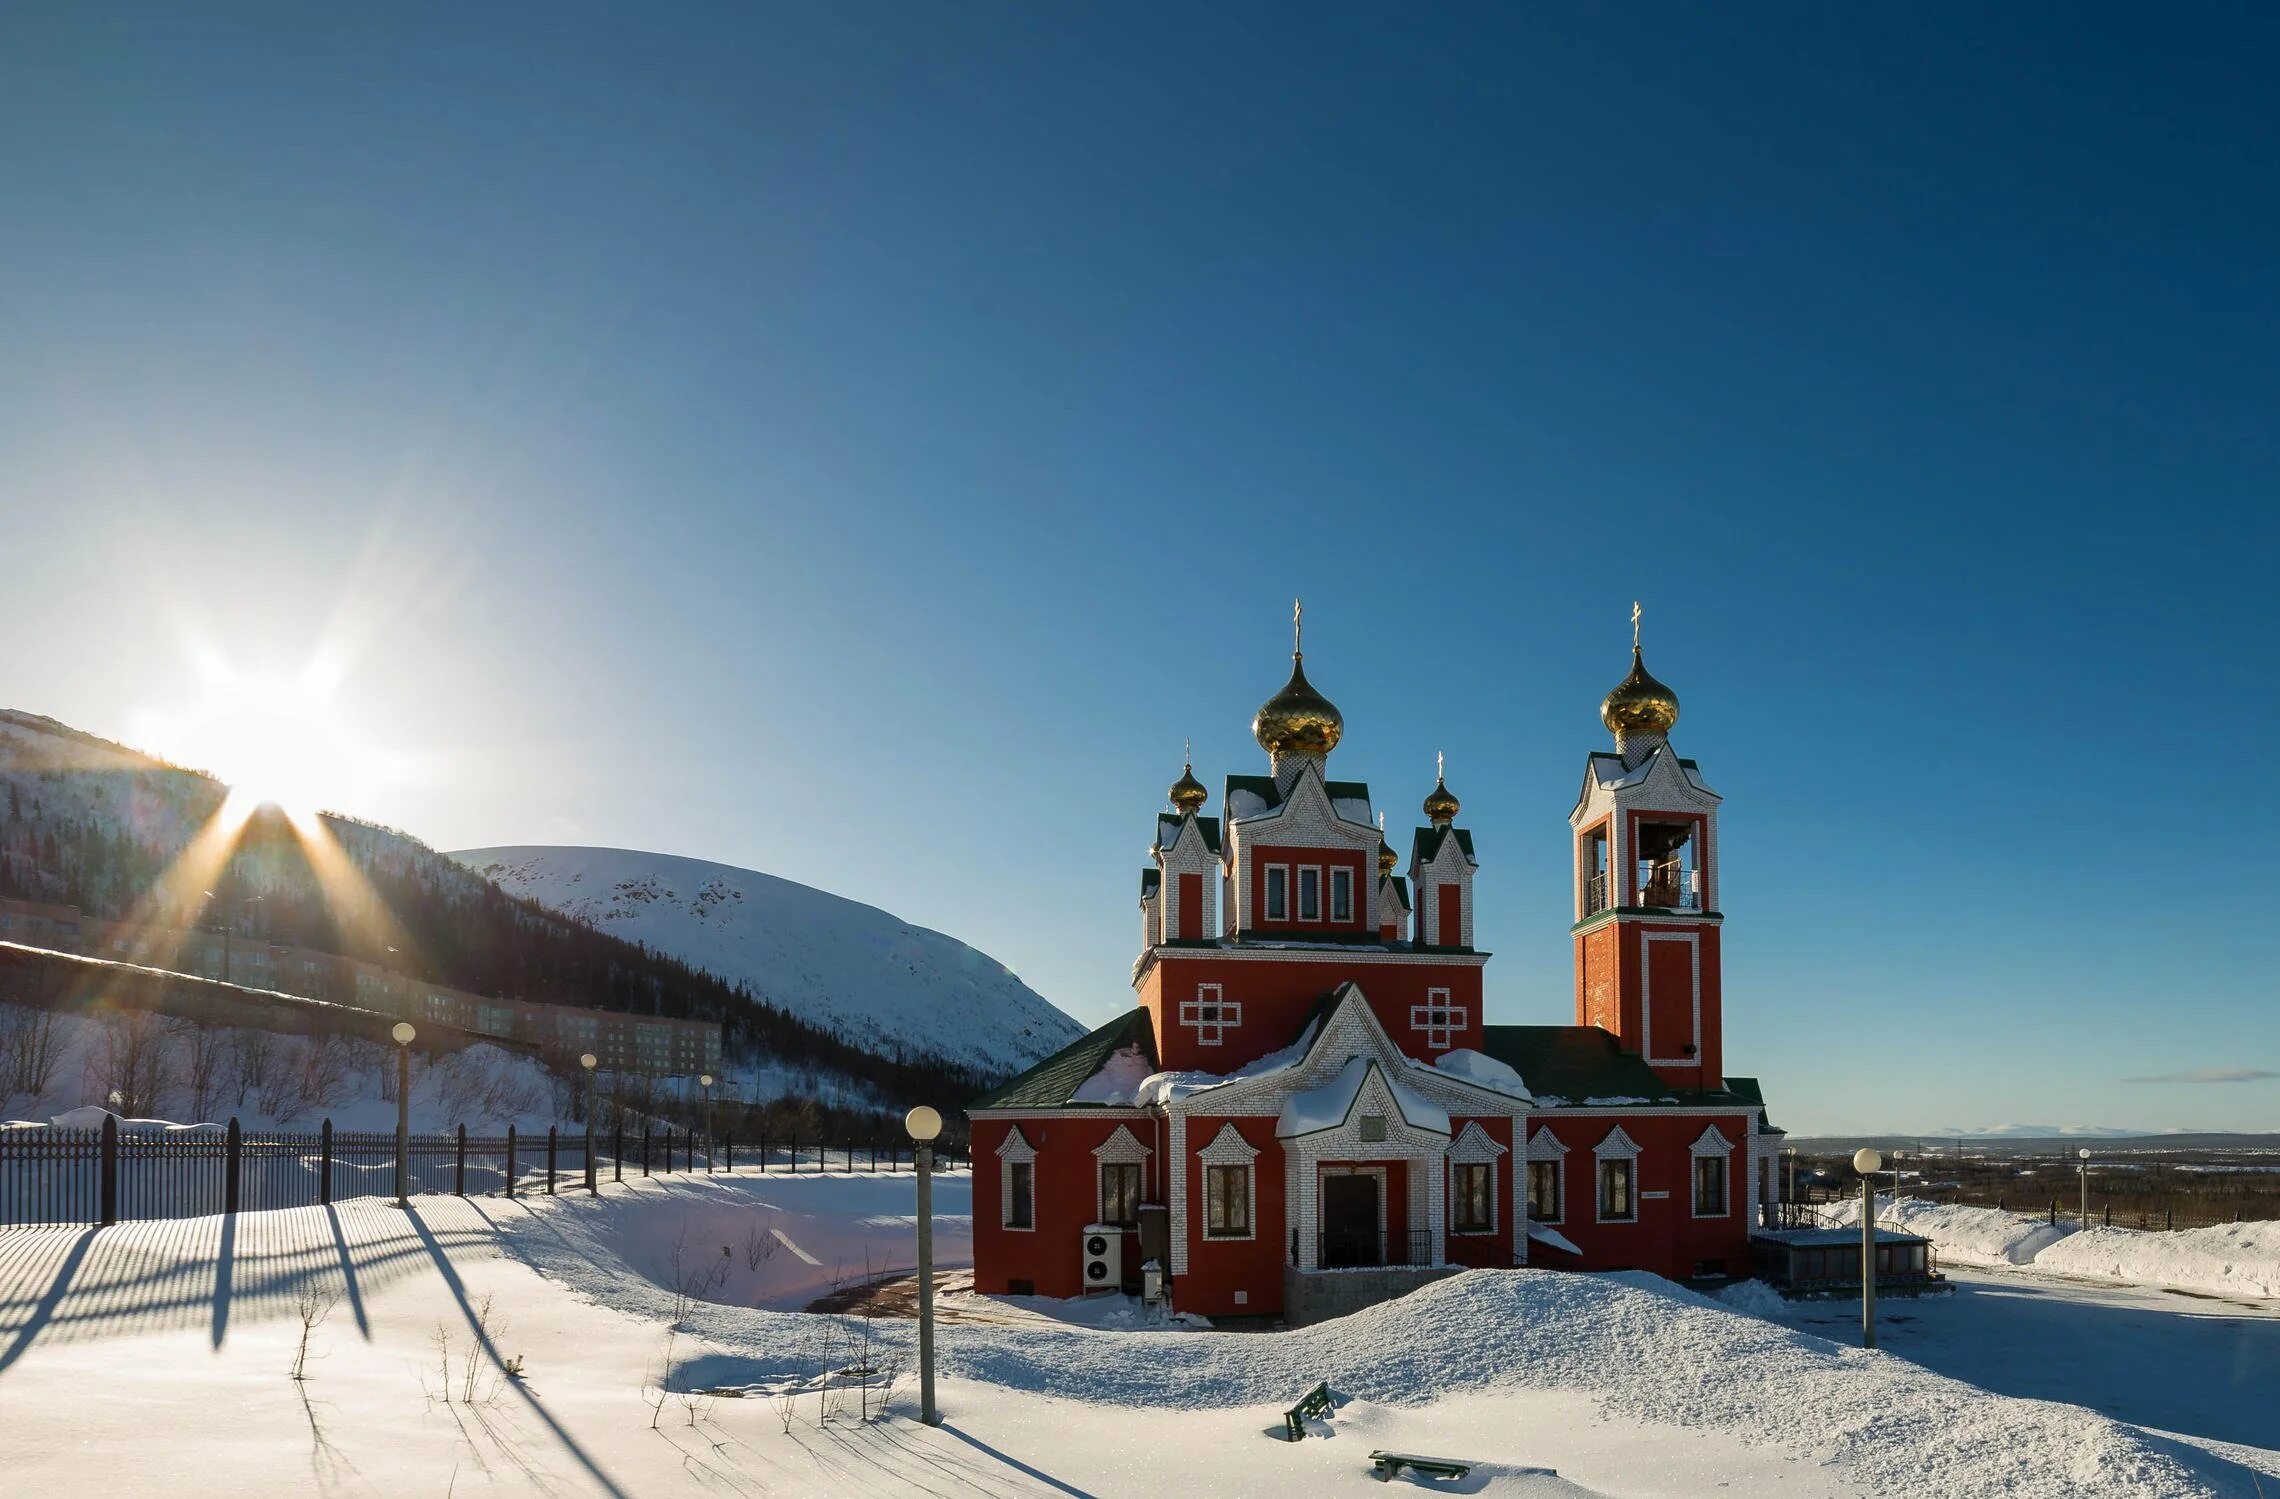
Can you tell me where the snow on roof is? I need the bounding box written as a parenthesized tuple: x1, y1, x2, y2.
(1419, 1048, 1532, 1102)
(1528, 1223, 1581, 1256)
(1068, 1042, 1158, 1106)
(1275, 1055, 1451, 1140)
(1225, 787, 1274, 821)
(1133, 1020, 1320, 1108)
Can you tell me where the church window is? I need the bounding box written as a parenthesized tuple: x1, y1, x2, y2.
(1298, 866, 1321, 921)
(1598, 1159, 1636, 1222)
(1528, 1160, 1562, 1223)
(1099, 1163, 1141, 1227)
(1265, 866, 1289, 921)
(1453, 1163, 1493, 1234)
(1693, 1155, 1727, 1217)
(1205, 1165, 1251, 1237)
(1358, 1114, 1388, 1143)
(1330, 866, 1353, 923)
(1006, 1162, 1034, 1229)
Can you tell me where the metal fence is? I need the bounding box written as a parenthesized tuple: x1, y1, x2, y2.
(0, 1116, 966, 1229)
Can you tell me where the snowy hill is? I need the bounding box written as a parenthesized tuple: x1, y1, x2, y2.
(452, 845, 1086, 1076)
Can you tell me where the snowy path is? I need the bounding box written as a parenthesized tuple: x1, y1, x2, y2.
(1784, 1267, 2280, 1462)
(1, 1174, 2270, 1497)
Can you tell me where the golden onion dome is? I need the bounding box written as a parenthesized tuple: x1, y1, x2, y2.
(1422, 775, 1460, 827)
(1253, 655, 1343, 757)
(1168, 762, 1208, 815)
(1601, 646, 1680, 739)
(1377, 840, 1398, 876)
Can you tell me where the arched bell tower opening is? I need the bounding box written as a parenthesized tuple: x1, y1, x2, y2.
(1570, 607, 1724, 1091)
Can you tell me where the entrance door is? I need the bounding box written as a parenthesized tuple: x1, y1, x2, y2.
(1320, 1173, 1381, 1268)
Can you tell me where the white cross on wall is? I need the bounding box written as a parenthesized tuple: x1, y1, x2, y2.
(1410, 990, 1466, 1050)
(1179, 985, 1241, 1046)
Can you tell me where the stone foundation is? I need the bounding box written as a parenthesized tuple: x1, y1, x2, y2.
(1281, 1263, 1459, 1326)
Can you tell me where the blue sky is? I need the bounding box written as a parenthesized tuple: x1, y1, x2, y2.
(3, 4, 2274, 1134)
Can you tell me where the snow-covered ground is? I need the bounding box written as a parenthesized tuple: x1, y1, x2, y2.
(454, 845, 1086, 1075)
(1826, 1195, 2280, 1300)
(6, 1171, 2275, 1497)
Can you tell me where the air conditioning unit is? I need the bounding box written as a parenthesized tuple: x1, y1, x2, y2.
(1081, 1223, 1122, 1292)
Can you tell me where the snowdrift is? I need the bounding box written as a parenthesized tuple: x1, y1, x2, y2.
(1827, 1196, 2280, 1299)
(492, 1174, 2256, 1499)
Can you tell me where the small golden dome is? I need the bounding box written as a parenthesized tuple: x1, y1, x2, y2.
(1601, 647, 1680, 739)
(1253, 655, 1343, 758)
(1423, 775, 1459, 826)
(1377, 840, 1398, 876)
(1168, 763, 1208, 815)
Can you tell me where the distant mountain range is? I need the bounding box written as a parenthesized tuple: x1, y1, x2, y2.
(454, 846, 1085, 1076)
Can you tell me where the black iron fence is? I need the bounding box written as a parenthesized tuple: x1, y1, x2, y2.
(0, 1116, 966, 1229)
(1310, 1226, 1438, 1270)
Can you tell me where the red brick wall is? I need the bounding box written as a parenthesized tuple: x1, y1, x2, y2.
(1443, 1115, 1516, 1269)
(1245, 844, 1370, 936)
(1523, 1113, 1753, 1280)
(1171, 1114, 1286, 1317)
(1143, 955, 1484, 1073)
(970, 1114, 1160, 1299)
(1572, 919, 1722, 1089)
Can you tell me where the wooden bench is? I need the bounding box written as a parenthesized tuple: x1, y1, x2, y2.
(1282, 1381, 1334, 1441)
(1368, 1451, 1474, 1482)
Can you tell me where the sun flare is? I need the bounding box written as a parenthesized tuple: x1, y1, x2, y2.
(131, 659, 401, 826)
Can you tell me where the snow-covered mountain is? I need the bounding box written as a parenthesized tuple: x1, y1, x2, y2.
(451, 845, 1085, 1076)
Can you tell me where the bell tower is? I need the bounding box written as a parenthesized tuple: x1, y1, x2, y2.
(1570, 608, 1726, 1091)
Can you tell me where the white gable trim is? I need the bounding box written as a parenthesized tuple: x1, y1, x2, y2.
(1093, 1123, 1151, 1164)
(1447, 1120, 1508, 1164)
(1690, 1124, 1733, 1157)
(996, 1126, 1036, 1161)
(1594, 1125, 1642, 1160)
(1526, 1127, 1569, 1160)
(1197, 1121, 1261, 1164)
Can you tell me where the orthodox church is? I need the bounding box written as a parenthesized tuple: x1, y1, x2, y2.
(967, 609, 1784, 1323)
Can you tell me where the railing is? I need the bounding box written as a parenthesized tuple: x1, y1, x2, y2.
(1760, 1199, 1825, 1231)
(0, 1116, 966, 1229)
(1312, 1227, 1437, 1270)
(1638, 865, 1702, 911)
(1584, 874, 1609, 916)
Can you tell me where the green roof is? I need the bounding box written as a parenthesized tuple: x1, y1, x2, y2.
(1411, 824, 1476, 865)
(1723, 1075, 1779, 1132)
(967, 1008, 1157, 1111)
(1480, 1025, 1678, 1104)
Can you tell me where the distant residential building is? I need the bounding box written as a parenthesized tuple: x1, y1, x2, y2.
(1, 897, 721, 1076)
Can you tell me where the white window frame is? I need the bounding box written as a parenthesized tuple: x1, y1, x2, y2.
(1447, 1121, 1507, 1237)
(1689, 1125, 1734, 1220)
(1178, 983, 1241, 1046)
(996, 1127, 1038, 1232)
(1330, 865, 1354, 923)
(1298, 864, 1321, 922)
(1093, 1124, 1152, 1226)
(1265, 864, 1290, 922)
(1198, 1123, 1260, 1242)
(1409, 987, 1465, 1051)
(1594, 1125, 1642, 1224)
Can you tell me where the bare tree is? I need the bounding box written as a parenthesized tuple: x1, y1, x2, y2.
(0, 1004, 62, 1101)
(291, 1285, 340, 1380)
(89, 1009, 173, 1116)
(232, 1027, 278, 1109)
(174, 1019, 225, 1122)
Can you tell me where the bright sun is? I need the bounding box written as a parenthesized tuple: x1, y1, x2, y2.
(133, 662, 398, 825)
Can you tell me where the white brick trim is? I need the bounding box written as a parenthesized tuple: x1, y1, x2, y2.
(1447, 1122, 1505, 1237)
(1197, 1124, 1260, 1242)
(1690, 1124, 1734, 1219)
(1639, 928, 1703, 1067)
(995, 1126, 1037, 1231)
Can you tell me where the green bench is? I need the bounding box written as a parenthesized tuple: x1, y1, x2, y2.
(1282, 1381, 1334, 1441)
(1368, 1451, 1474, 1483)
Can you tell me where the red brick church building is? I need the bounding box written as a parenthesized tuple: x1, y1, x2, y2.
(968, 612, 1783, 1322)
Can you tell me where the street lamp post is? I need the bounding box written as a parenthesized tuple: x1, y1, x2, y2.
(905, 1104, 943, 1427)
(1783, 1146, 1796, 1207)
(2077, 1147, 2091, 1226)
(581, 1053, 599, 1195)
(392, 1022, 417, 1207)
(700, 1073, 715, 1172)
(1891, 1149, 1905, 1206)
(1853, 1146, 1882, 1349)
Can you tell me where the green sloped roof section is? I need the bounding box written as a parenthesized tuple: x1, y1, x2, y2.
(967, 1008, 1158, 1111)
(1477, 1025, 1680, 1105)
(1724, 1074, 1778, 1131)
